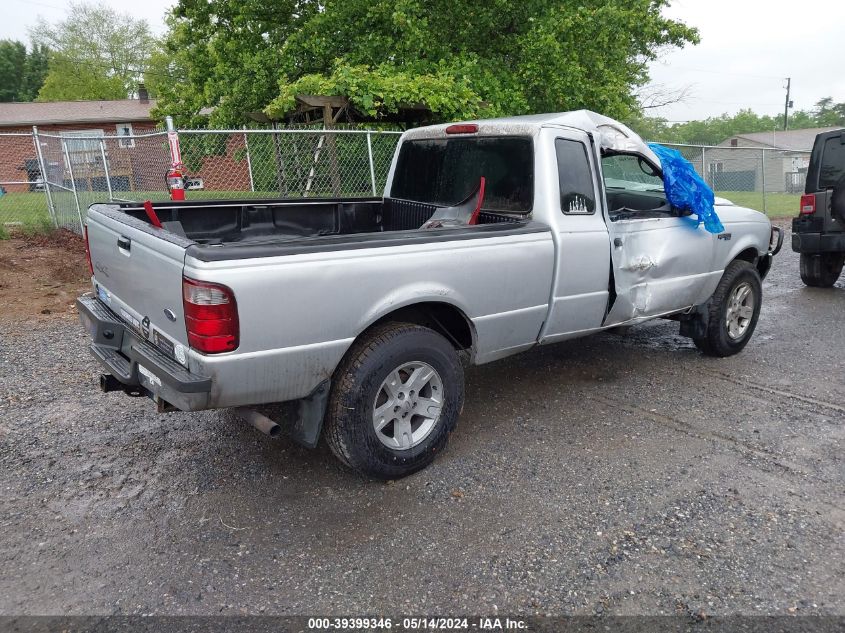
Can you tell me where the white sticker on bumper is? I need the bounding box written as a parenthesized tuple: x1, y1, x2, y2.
(138, 364, 162, 389)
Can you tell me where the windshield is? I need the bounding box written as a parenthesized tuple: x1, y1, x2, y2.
(391, 137, 533, 213)
(601, 153, 664, 193)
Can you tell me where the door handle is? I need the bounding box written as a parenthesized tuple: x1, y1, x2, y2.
(613, 237, 623, 248)
(117, 236, 131, 253)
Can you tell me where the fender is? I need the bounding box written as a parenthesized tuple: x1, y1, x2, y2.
(355, 282, 476, 342)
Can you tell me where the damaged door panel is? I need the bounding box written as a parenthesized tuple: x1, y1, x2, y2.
(604, 216, 715, 324)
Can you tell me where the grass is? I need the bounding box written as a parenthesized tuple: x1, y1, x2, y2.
(715, 191, 801, 218)
(0, 191, 53, 226)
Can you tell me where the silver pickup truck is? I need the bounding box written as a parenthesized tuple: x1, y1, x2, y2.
(77, 111, 782, 478)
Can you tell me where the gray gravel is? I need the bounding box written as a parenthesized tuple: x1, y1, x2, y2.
(1, 223, 843, 617)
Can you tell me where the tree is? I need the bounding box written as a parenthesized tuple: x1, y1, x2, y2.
(813, 97, 845, 127)
(20, 43, 50, 101)
(0, 40, 49, 102)
(31, 2, 155, 101)
(0, 40, 26, 102)
(151, 0, 320, 127)
(155, 0, 698, 126)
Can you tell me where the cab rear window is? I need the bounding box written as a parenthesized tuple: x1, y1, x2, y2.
(391, 137, 533, 213)
(819, 136, 845, 189)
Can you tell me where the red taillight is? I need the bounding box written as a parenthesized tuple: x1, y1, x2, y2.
(800, 194, 816, 215)
(182, 277, 239, 354)
(445, 124, 478, 135)
(83, 225, 94, 276)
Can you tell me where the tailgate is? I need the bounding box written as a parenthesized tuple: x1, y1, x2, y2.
(86, 207, 190, 354)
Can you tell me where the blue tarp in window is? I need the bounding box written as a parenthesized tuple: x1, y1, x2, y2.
(648, 143, 724, 234)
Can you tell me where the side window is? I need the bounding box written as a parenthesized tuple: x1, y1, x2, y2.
(820, 136, 845, 189)
(555, 138, 596, 214)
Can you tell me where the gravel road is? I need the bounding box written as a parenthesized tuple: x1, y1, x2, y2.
(1, 222, 843, 617)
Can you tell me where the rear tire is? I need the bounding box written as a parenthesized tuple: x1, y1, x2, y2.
(324, 322, 464, 479)
(800, 252, 844, 287)
(693, 260, 762, 357)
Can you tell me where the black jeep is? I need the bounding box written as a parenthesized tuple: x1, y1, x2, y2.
(792, 129, 845, 286)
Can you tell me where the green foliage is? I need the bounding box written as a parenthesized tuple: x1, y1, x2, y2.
(155, 0, 698, 126)
(0, 224, 9, 240)
(38, 57, 128, 101)
(0, 40, 49, 102)
(31, 2, 155, 102)
(20, 216, 57, 237)
(151, 0, 320, 127)
(0, 40, 26, 102)
(813, 97, 845, 127)
(266, 63, 483, 121)
(628, 98, 845, 145)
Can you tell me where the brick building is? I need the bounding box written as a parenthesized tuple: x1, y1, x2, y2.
(0, 98, 160, 193)
(0, 97, 253, 194)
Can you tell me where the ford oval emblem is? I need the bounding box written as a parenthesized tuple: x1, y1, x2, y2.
(163, 308, 177, 322)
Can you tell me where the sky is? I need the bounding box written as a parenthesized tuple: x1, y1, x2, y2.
(645, 0, 845, 121)
(2, 0, 844, 123)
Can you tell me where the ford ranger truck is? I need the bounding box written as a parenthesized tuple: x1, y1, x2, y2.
(77, 111, 782, 479)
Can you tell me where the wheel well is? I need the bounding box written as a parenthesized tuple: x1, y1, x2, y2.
(368, 302, 474, 352)
(733, 247, 771, 279)
(734, 247, 758, 264)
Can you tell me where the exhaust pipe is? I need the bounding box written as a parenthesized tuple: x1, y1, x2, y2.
(236, 408, 281, 438)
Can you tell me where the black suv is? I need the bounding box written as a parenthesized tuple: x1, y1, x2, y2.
(792, 129, 845, 286)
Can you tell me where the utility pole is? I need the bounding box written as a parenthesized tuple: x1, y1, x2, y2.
(783, 77, 792, 131)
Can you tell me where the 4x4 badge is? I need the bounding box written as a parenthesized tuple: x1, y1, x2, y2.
(718, 233, 732, 241)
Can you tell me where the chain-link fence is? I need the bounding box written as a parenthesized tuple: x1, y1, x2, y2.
(659, 143, 810, 218)
(0, 131, 53, 232)
(0, 126, 402, 235)
(177, 128, 400, 200)
(0, 128, 808, 236)
(34, 129, 174, 231)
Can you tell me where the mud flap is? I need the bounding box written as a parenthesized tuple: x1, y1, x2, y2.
(290, 380, 331, 449)
(678, 303, 710, 339)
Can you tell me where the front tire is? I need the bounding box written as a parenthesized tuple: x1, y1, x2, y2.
(324, 322, 464, 479)
(800, 252, 844, 287)
(693, 260, 762, 357)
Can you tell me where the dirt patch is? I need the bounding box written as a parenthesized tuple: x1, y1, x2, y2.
(0, 229, 90, 320)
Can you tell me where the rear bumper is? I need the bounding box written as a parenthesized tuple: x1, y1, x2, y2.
(791, 217, 845, 253)
(76, 294, 211, 411)
(791, 231, 845, 254)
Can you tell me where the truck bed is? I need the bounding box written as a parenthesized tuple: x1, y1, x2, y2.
(115, 196, 520, 246)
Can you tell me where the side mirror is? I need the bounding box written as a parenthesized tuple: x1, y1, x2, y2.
(638, 156, 660, 178)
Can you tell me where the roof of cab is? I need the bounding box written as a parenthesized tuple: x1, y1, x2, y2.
(403, 109, 659, 165)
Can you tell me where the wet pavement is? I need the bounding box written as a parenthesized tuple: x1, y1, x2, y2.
(1, 221, 843, 616)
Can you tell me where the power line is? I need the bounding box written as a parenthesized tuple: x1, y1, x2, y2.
(693, 99, 786, 106)
(14, 0, 67, 11)
(651, 63, 784, 81)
